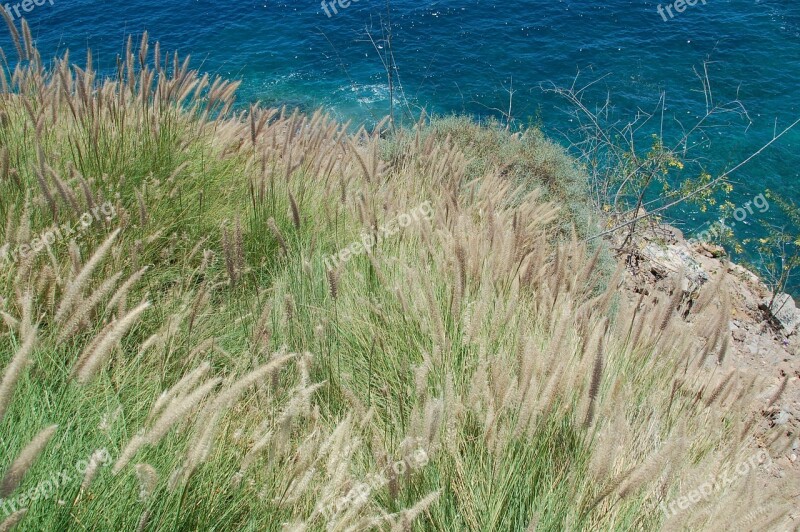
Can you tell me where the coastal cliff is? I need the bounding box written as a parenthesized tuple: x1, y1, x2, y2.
(611, 221, 800, 490)
(0, 31, 797, 530)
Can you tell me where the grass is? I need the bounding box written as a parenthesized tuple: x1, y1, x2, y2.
(0, 26, 795, 531)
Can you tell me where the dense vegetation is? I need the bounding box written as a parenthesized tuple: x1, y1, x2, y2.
(0, 26, 794, 531)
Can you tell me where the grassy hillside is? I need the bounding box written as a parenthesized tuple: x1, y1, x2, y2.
(0, 28, 792, 531)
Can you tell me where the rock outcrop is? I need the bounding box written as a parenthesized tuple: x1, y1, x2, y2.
(610, 221, 800, 485)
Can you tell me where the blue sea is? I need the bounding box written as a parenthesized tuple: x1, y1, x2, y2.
(3, 0, 800, 290)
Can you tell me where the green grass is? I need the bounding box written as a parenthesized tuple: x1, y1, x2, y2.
(0, 29, 791, 532)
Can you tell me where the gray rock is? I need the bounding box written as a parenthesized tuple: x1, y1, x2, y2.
(762, 293, 800, 336)
(642, 243, 709, 286)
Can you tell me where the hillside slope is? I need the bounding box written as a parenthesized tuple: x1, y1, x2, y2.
(0, 30, 797, 530)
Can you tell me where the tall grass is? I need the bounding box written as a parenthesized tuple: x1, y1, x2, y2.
(0, 23, 795, 531)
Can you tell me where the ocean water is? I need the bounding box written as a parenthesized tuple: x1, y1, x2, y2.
(2, 0, 799, 290)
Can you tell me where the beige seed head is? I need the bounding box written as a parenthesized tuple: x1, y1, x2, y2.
(0, 509, 28, 532)
(0, 324, 38, 423)
(135, 463, 158, 500)
(55, 228, 121, 322)
(0, 425, 58, 498)
(72, 301, 151, 384)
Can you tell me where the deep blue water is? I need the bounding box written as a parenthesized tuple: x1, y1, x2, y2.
(2, 0, 799, 290)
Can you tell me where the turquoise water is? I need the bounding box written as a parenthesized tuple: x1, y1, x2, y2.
(2, 0, 799, 290)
